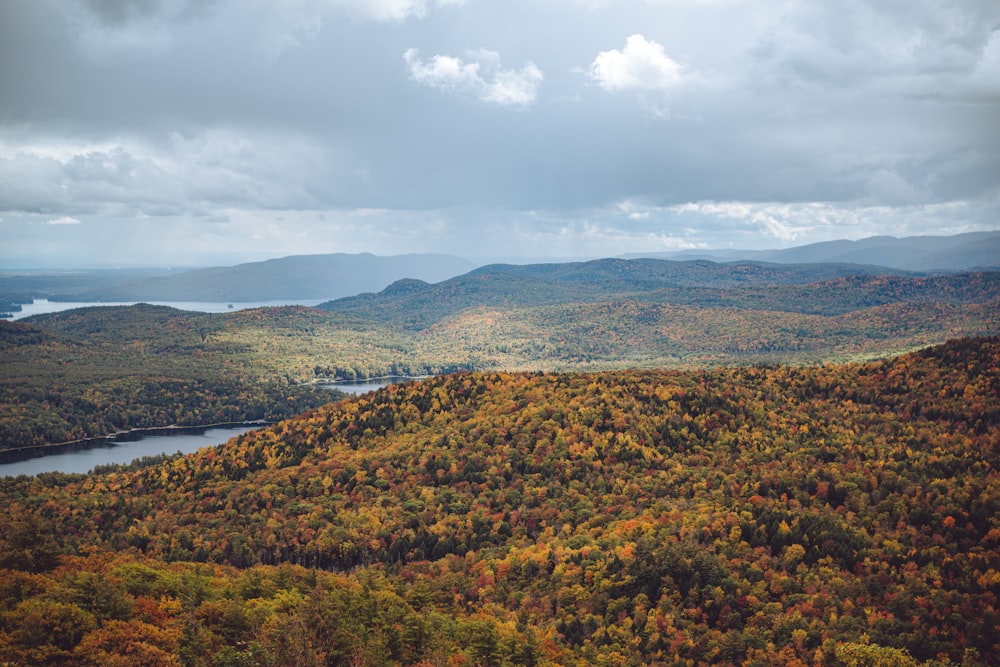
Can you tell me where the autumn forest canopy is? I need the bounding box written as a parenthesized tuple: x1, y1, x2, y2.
(0, 334, 998, 665)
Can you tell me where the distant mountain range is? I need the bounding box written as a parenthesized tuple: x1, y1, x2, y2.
(623, 231, 1000, 271)
(5, 257, 998, 448)
(317, 257, 998, 331)
(47, 253, 476, 303)
(2, 232, 996, 310)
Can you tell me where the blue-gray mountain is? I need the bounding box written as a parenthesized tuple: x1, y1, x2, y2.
(625, 230, 1000, 271)
(22, 253, 477, 304)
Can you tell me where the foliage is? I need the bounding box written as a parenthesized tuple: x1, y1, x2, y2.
(318, 262, 1000, 328)
(1, 337, 998, 665)
(0, 307, 340, 451)
(4, 268, 998, 451)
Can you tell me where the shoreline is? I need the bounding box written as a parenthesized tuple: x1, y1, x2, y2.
(309, 374, 431, 386)
(0, 420, 270, 465)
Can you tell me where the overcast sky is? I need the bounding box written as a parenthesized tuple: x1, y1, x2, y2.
(1, 0, 998, 267)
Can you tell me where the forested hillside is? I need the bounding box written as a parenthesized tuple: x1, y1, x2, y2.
(317, 259, 920, 329)
(1, 338, 998, 665)
(3, 264, 999, 451)
(0, 307, 338, 451)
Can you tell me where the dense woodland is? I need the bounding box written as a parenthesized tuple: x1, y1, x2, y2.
(1, 337, 998, 665)
(2, 266, 998, 451)
(0, 308, 338, 451)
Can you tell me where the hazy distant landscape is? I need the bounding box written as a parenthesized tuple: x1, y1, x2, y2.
(0, 253, 476, 316)
(3, 233, 998, 316)
(626, 230, 1000, 271)
(3, 239, 998, 454)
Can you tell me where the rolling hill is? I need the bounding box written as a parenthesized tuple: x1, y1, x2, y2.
(3, 260, 999, 450)
(317, 258, 997, 330)
(1, 338, 997, 665)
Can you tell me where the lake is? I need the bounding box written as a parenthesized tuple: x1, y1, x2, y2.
(321, 377, 419, 395)
(0, 425, 262, 477)
(5, 298, 328, 320)
(0, 381, 412, 477)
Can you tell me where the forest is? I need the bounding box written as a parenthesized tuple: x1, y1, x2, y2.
(2, 265, 998, 452)
(0, 307, 338, 452)
(1, 337, 998, 665)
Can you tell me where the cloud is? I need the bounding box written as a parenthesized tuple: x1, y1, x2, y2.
(74, 0, 439, 25)
(617, 199, 652, 220)
(0, 129, 330, 217)
(336, 0, 467, 22)
(0, 0, 996, 267)
(46, 216, 82, 225)
(404, 48, 544, 109)
(672, 201, 838, 241)
(749, 1, 1000, 99)
(669, 200, 989, 243)
(61, 0, 222, 56)
(589, 34, 685, 92)
(481, 63, 545, 108)
(64, 0, 451, 57)
(404, 49, 483, 92)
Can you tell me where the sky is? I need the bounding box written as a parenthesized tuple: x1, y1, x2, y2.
(1, 0, 998, 267)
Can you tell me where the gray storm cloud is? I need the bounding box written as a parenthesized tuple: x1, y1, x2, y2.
(0, 0, 997, 266)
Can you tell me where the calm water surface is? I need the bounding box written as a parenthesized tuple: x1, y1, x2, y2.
(0, 426, 261, 477)
(0, 382, 409, 477)
(0, 351, 424, 476)
(322, 378, 416, 395)
(7, 298, 327, 320)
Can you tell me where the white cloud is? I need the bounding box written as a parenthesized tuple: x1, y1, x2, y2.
(482, 63, 545, 108)
(404, 49, 483, 92)
(617, 199, 653, 220)
(669, 200, 988, 243)
(672, 201, 828, 240)
(404, 48, 544, 109)
(512, 212, 704, 257)
(46, 216, 82, 225)
(589, 34, 684, 92)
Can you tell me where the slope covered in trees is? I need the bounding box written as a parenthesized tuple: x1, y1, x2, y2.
(317, 259, 1000, 327)
(0, 306, 339, 452)
(3, 264, 999, 451)
(2, 338, 998, 665)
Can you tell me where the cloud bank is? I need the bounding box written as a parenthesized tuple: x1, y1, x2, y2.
(0, 0, 995, 266)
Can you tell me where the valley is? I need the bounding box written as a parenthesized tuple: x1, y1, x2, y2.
(2, 259, 997, 453)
